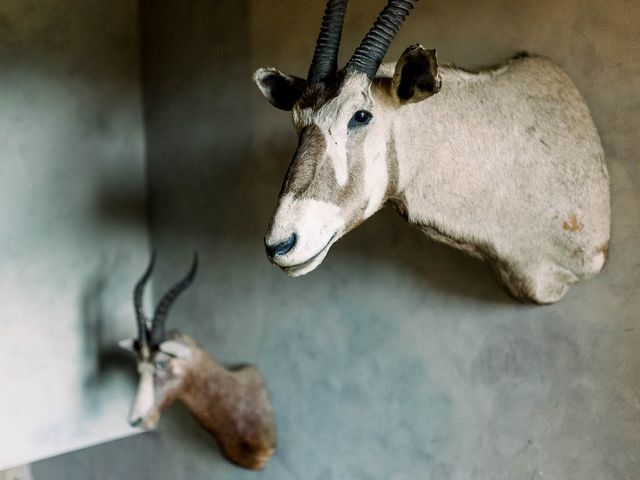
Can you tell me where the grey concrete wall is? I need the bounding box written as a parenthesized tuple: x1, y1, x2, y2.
(31, 0, 640, 479)
(0, 0, 149, 469)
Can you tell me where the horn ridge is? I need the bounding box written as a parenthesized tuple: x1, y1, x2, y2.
(150, 252, 199, 346)
(346, 0, 417, 79)
(133, 252, 156, 346)
(307, 0, 349, 84)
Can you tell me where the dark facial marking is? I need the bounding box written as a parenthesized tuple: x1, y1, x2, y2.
(280, 125, 328, 199)
(279, 121, 367, 232)
(384, 134, 399, 200)
(335, 131, 368, 233)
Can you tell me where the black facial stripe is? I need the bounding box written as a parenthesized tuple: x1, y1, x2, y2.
(338, 131, 367, 231)
(281, 125, 327, 198)
(384, 134, 399, 200)
(281, 122, 367, 213)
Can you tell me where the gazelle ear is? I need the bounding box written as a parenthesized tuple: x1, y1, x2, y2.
(159, 340, 193, 360)
(253, 67, 306, 111)
(118, 338, 135, 352)
(392, 45, 441, 105)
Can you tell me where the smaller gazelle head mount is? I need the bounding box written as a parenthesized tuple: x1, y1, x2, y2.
(119, 252, 198, 429)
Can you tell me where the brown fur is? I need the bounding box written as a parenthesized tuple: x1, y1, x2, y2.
(180, 350, 276, 470)
(297, 73, 345, 111)
(140, 333, 276, 470)
(562, 214, 583, 232)
(283, 125, 330, 198)
(384, 135, 400, 201)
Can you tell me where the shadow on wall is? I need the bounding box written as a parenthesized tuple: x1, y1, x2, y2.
(94, 179, 149, 232)
(80, 259, 137, 391)
(0, 1, 143, 101)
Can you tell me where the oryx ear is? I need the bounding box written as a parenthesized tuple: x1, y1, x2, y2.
(392, 45, 441, 105)
(159, 340, 192, 360)
(118, 338, 135, 352)
(253, 68, 306, 111)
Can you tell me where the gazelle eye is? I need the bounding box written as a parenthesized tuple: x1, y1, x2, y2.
(348, 110, 373, 129)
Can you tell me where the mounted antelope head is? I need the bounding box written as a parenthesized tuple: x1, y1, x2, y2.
(254, 0, 610, 303)
(119, 254, 276, 470)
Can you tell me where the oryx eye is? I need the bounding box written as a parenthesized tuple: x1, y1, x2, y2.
(154, 360, 167, 370)
(348, 110, 373, 129)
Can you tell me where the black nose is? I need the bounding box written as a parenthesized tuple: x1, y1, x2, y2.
(265, 233, 297, 258)
(129, 418, 142, 428)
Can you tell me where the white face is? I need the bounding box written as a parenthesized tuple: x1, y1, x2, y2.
(119, 338, 192, 429)
(265, 73, 393, 276)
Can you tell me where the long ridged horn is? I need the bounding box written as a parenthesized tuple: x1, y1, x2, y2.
(346, 0, 417, 79)
(307, 0, 349, 83)
(133, 252, 156, 347)
(150, 253, 198, 346)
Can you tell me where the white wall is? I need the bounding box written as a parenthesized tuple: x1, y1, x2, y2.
(0, 0, 148, 468)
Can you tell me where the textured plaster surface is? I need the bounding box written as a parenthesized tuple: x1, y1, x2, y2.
(0, 0, 148, 469)
(28, 0, 640, 478)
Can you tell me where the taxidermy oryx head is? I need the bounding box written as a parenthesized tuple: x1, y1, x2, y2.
(254, 0, 425, 277)
(254, 0, 610, 303)
(120, 254, 276, 470)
